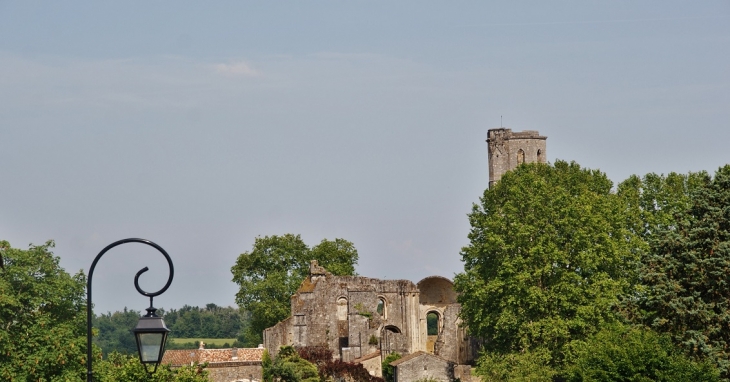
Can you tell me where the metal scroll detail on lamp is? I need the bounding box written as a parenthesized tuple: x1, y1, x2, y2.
(86, 238, 175, 381)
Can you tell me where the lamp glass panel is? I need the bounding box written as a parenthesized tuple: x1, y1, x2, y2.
(138, 333, 164, 362)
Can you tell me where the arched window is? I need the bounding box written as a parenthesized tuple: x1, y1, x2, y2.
(426, 311, 439, 336)
(537, 149, 543, 163)
(517, 149, 525, 165)
(377, 297, 386, 318)
(337, 297, 348, 321)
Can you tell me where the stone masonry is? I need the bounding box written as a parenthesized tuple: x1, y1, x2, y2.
(487, 128, 547, 187)
(264, 261, 479, 379)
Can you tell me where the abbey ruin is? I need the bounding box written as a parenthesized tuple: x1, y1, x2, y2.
(261, 127, 548, 381)
(163, 127, 548, 381)
(264, 261, 479, 381)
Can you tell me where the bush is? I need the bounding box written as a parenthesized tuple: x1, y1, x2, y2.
(476, 347, 556, 382)
(382, 353, 401, 382)
(563, 325, 720, 382)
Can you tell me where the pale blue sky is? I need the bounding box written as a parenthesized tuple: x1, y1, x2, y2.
(1, 1, 728, 314)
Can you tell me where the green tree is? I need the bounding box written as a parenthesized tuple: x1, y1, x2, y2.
(454, 161, 643, 372)
(476, 347, 556, 382)
(231, 234, 358, 346)
(94, 308, 144, 356)
(94, 351, 208, 382)
(641, 165, 730, 377)
(0, 240, 88, 381)
(617, 171, 707, 242)
(263, 346, 319, 382)
(564, 324, 719, 382)
(381, 352, 401, 382)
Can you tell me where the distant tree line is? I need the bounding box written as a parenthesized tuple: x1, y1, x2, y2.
(93, 303, 249, 355)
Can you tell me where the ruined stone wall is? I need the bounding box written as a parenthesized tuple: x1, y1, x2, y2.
(453, 365, 477, 382)
(394, 356, 454, 382)
(263, 316, 293, 358)
(263, 261, 478, 374)
(436, 304, 462, 363)
(487, 128, 547, 187)
(265, 263, 421, 361)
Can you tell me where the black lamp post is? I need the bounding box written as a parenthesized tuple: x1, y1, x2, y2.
(86, 238, 174, 381)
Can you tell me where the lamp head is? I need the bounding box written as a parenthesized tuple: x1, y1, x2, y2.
(132, 306, 170, 374)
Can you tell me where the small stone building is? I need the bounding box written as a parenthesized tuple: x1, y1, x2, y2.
(487, 128, 547, 187)
(390, 351, 454, 382)
(264, 261, 478, 378)
(162, 344, 264, 382)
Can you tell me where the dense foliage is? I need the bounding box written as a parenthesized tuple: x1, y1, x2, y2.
(94, 304, 248, 355)
(455, 161, 643, 372)
(231, 234, 359, 346)
(298, 345, 384, 382)
(94, 307, 146, 356)
(93, 351, 208, 382)
(563, 324, 719, 381)
(164, 303, 247, 339)
(263, 346, 320, 382)
(0, 240, 88, 381)
(457, 161, 730, 380)
(381, 353, 401, 382)
(639, 165, 730, 377)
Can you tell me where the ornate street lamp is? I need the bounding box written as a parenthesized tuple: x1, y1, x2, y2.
(86, 238, 174, 381)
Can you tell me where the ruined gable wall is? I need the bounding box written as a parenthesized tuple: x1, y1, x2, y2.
(263, 316, 293, 358)
(281, 270, 420, 361)
(394, 354, 454, 382)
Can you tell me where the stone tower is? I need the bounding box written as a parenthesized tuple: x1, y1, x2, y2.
(487, 128, 547, 187)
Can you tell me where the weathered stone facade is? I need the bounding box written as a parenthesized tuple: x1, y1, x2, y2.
(390, 351, 454, 382)
(264, 261, 478, 379)
(487, 128, 547, 187)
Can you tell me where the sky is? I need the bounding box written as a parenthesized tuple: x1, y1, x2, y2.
(1, 1, 728, 315)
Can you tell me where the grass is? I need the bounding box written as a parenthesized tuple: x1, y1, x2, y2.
(169, 338, 237, 346)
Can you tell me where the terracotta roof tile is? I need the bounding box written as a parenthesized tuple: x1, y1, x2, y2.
(353, 350, 381, 363)
(162, 348, 264, 366)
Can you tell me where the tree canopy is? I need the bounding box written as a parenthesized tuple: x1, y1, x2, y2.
(640, 165, 730, 377)
(231, 234, 358, 346)
(93, 352, 209, 382)
(0, 240, 88, 381)
(454, 161, 644, 372)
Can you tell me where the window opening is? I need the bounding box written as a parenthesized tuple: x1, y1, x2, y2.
(377, 297, 386, 318)
(517, 149, 525, 165)
(427, 312, 439, 336)
(337, 298, 348, 321)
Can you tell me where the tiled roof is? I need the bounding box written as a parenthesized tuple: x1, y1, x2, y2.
(162, 349, 199, 366)
(353, 350, 381, 363)
(389, 351, 448, 367)
(162, 348, 264, 366)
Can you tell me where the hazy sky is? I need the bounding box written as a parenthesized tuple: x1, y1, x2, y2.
(1, 1, 728, 314)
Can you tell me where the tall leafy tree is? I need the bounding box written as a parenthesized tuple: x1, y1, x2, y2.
(617, 171, 708, 241)
(641, 165, 730, 377)
(0, 240, 88, 381)
(454, 161, 643, 374)
(231, 234, 358, 346)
